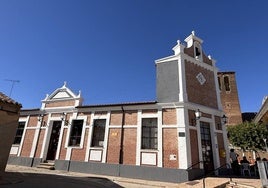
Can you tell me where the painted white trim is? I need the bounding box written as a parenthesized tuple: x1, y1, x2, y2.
(157, 110, 163, 167)
(136, 110, 142, 165)
(155, 54, 179, 64)
(196, 119, 203, 169)
(102, 111, 111, 163)
(137, 110, 161, 167)
(55, 120, 66, 160)
(162, 125, 178, 128)
(85, 112, 95, 162)
(109, 125, 138, 129)
(65, 115, 75, 148)
(141, 152, 157, 166)
(210, 116, 220, 172)
(65, 147, 72, 160)
(72, 115, 87, 149)
(25, 127, 38, 130)
(177, 108, 189, 169)
(18, 116, 29, 156)
(140, 113, 159, 118)
(40, 115, 53, 159)
(85, 112, 109, 163)
(41, 114, 65, 160)
(178, 56, 188, 102)
(222, 118, 230, 165)
(214, 65, 222, 111)
(19, 117, 28, 122)
(184, 55, 214, 72)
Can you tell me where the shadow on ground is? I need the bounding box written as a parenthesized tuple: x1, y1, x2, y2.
(0, 172, 123, 188)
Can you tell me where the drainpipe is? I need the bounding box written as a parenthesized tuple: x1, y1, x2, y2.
(119, 106, 125, 164)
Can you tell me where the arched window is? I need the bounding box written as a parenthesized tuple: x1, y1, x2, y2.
(218, 77, 222, 91)
(224, 76, 230, 91)
(194, 41, 202, 61)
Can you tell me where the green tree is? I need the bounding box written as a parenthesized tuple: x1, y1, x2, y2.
(227, 122, 268, 151)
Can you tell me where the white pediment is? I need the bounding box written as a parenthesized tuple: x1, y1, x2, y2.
(52, 91, 72, 99)
(42, 82, 81, 102)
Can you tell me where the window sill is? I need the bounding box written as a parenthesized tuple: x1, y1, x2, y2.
(140, 149, 158, 152)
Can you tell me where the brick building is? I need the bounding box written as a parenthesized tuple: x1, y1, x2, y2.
(8, 32, 229, 183)
(217, 72, 243, 125)
(0, 92, 21, 173)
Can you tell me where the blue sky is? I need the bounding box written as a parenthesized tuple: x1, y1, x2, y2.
(0, 0, 267, 113)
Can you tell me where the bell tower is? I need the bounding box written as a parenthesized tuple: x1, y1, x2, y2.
(156, 31, 221, 110)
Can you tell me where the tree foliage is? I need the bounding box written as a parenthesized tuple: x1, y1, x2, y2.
(227, 122, 268, 151)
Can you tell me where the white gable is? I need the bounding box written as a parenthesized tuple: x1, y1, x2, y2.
(52, 91, 72, 99)
(42, 82, 82, 102)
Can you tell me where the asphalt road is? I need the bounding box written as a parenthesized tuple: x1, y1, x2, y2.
(1, 171, 123, 188)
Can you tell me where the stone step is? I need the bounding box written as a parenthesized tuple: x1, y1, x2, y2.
(36, 162, 55, 170)
(225, 181, 256, 188)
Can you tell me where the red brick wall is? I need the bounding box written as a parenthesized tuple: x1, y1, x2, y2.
(20, 130, 35, 157)
(190, 129, 199, 168)
(217, 133, 226, 166)
(106, 128, 121, 164)
(218, 72, 242, 125)
(59, 128, 67, 160)
(163, 128, 178, 168)
(162, 108, 176, 125)
(184, 45, 212, 66)
(142, 109, 158, 114)
(110, 111, 122, 125)
(27, 116, 38, 127)
(214, 116, 222, 130)
(35, 129, 45, 157)
(71, 128, 89, 161)
(123, 128, 136, 165)
(78, 112, 91, 125)
(45, 100, 75, 108)
(188, 110, 196, 126)
(124, 111, 137, 125)
(185, 61, 218, 109)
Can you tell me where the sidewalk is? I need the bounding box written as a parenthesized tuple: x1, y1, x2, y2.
(1, 165, 263, 188)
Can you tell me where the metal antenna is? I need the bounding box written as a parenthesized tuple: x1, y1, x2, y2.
(4, 79, 20, 97)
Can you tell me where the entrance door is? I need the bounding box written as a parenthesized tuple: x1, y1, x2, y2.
(46, 121, 61, 160)
(200, 121, 214, 174)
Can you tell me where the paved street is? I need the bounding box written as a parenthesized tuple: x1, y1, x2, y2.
(0, 165, 263, 188)
(1, 165, 177, 188)
(1, 171, 123, 188)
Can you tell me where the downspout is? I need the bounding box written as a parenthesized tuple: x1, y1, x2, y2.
(119, 106, 125, 164)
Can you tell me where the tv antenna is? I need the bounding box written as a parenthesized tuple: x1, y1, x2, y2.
(4, 79, 20, 97)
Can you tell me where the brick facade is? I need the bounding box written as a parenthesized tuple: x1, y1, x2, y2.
(185, 61, 218, 109)
(122, 128, 137, 165)
(218, 72, 242, 125)
(20, 130, 35, 157)
(106, 128, 121, 164)
(9, 33, 229, 182)
(163, 128, 178, 168)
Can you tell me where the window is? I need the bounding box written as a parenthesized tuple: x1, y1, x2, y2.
(218, 77, 222, 91)
(194, 42, 202, 60)
(13, 122, 25, 144)
(68, 120, 83, 146)
(224, 76, 230, 91)
(141, 118, 158, 150)
(195, 47, 201, 57)
(91, 119, 106, 147)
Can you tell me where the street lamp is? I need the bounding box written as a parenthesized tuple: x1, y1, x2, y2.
(195, 109, 201, 120)
(222, 114, 227, 124)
